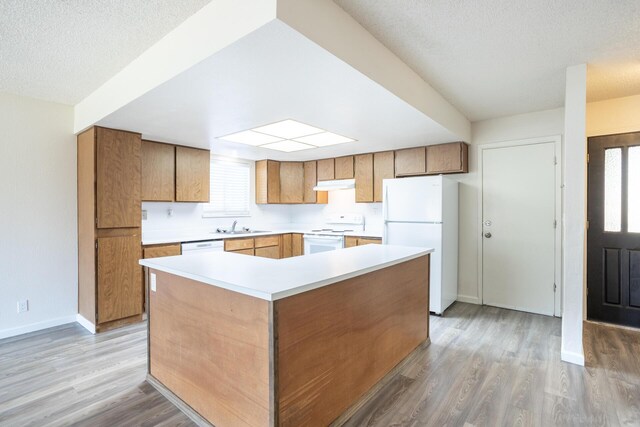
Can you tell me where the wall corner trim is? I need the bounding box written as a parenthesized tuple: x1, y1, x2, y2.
(560, 347, 585, 366)
(76, 314, 96, 334)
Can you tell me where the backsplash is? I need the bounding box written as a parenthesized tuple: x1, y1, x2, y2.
(142, 189, 383, 234)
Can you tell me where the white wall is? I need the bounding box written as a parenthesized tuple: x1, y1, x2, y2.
(0, 92, 77, 339)
(561, 64, 587, 366)
(455, 108, 566, 303)
(587, 94, 640, 136)
(288, 190, 383, 234)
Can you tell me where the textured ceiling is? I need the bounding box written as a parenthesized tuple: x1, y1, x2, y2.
(0, 0, 211, 105)
(334, 0, 640, 121)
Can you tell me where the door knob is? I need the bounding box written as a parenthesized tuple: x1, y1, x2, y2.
(484, 232, 492, 238)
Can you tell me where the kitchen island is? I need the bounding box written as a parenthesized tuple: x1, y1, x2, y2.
(140, 244, 431, 427)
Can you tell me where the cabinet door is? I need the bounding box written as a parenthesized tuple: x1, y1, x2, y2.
(281, 234, 292, 258)
(335, 156, 354, 179)
(280, 162, 304, 204)
(255, 245, 280, 259)
(97, 234, 143, 323)
(304, 161, 328, 204)
(256, 160, 281, 204)
(426, 142, 469, 174)
(96, 127, 141, 228)
(358, 238, 382, 246)
(255, 235, 280, 248)
(345, 236, 358, 248)
(143, 244, 181, 259)
(225, 238, 254, 251)
(374, 151, 394, 202)
(317, 159, 335, 181)
(230, 248, 254, 256)
(355, 154, 374, 203)
(141, 141, 175, 201)
(394, 147, 426, 177)
(176, 146, 210, 202)
(292, 233, 303, 256)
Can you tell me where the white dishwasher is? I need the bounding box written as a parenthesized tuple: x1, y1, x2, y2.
(181, 240, 224, 254)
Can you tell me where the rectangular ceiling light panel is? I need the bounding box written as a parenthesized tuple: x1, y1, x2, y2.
(252, 119, 324, 139)
(294, 132, 355, 147)
(219, 130, 283, 146)
(260, 140, 315, 152)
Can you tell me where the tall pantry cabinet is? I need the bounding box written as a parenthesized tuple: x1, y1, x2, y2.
(78, 127, 143, 332)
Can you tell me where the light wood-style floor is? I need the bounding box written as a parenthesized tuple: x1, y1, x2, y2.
(0, 303, 638, 426)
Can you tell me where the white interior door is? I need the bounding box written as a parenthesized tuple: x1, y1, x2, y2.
(482, 142, 556, 316)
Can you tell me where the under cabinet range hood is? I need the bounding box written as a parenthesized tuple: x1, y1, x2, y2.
(313, 179, 355, 191)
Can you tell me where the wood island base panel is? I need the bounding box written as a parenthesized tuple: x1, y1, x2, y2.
(148, 254, 430, 427)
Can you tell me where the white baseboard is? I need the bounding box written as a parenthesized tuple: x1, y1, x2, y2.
(456, 295, 480, 304)
(0, 315, 77, 340)
(76, 314, 96, 334)
(561, 348, 585, 366)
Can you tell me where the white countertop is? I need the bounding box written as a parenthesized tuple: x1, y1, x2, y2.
(142, 228, 383, 245)
(140, 244, 432, 301)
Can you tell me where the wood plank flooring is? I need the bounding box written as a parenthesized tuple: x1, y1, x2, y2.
(0, 303, 638, 426)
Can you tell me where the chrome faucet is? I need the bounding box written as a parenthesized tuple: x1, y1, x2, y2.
(230, 220, 238, 233)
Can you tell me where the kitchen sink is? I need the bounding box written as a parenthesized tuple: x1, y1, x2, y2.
(211, 230, 270, 235)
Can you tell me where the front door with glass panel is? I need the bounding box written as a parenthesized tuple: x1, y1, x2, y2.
(587, 132, 640, 327)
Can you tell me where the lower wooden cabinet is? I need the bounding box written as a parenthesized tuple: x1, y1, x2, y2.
(255, 245, 280, 259)
(345, 236, 382, 247)
(143, 243, 181, 259)
(292, 233, 303, 257)
(96, 234, 143, 325)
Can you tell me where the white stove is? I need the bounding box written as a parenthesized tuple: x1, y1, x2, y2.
(303, 214, 364, 254)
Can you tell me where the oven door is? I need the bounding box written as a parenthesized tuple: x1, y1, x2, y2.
(303, 235, 344, 254)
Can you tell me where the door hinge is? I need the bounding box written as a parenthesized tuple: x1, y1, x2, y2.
(554, 220, 557, 228)
(95, 242, 98, 250)
(586, 153, 590, 163)
(554, 283, 557, 292)
(95, 217, 98, 225)
(586, 220, 590, 230)
(554, 156, 557, 165)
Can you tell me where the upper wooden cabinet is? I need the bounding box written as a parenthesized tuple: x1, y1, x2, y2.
(394, 147, 426, 177)
(176, 146, 210, 202)
(256, 160, 281, 204)
(141, 140, 175, 202)
(280, 162, 304, 204)
(303, 161, 328, 204)
(374, 151, 394, 202)
(335, 156, 354, 179)
(96, 127, 141, 229)
(256, 142, 468, 205)
(426, 142, 469, 174)
(317, 158, 335, 181)
(355, 154, 374, 203)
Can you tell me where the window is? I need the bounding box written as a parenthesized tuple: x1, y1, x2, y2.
(629, 146, 640, 232)
(604, 147, 622, 232)
(202, 157, 251, 217)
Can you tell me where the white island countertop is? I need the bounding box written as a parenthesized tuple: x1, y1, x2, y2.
(140, 244, 432, 301)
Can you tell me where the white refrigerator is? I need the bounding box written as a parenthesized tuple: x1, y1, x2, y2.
(382, 176, 458, 315)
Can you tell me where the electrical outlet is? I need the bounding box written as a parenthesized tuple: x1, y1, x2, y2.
(150, 273, 157, 292)
(17, 299, 28, 313)
(167, 208, 173, 217)
(142, 210, 147, 220)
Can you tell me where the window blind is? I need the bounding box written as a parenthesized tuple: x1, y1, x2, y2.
(202, 158, 251, 217)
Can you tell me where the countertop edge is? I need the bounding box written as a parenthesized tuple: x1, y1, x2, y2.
(139, 248, 432, 301)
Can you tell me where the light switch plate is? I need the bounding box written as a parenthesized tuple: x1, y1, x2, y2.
(150, 273, 157, 292)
